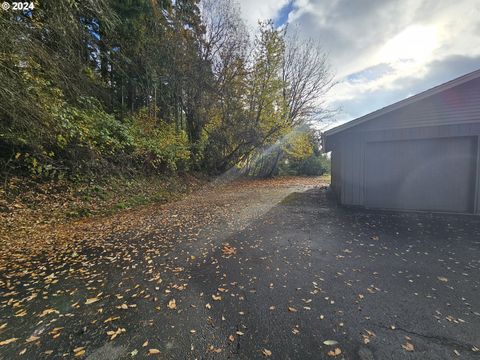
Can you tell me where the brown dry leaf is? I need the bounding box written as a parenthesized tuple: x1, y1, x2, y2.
(236, 331, 244, 336)
(104, 316, 120, 323)
(106, 328, 126, 340)
(143, 340, 149, 347)
(74, 349, 86, 357)
(363, 329, 376, 343)
(222, 244, 236, 255)
(148, 348, 161, 355)
(73, 347, 85, 357)
(14, 310, 27, 317)
(288, 307, 298, 312)
(38, 308, 58, 317)
(327, 347, 342, 356)
(85, 297, 99, 305)
(167, 299, 176, 310)
(262, 348, 272, 357)
(212, 294, 222, 301)
(205, 303, 212, 309)
(228, 335, 235, 342)
(25, 335, 40, 343)
(0, 338, 18, 346)
(437, 276, 448, 282)
(19, 348, 27, 355)
(402, 342, 414, 352)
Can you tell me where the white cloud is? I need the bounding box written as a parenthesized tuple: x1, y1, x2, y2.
(237, 0, 289, 29)
(288, 0, 480, 126)
(237, 0, 480, 127)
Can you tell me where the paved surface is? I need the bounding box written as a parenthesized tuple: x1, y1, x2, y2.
(0, 178, 479, 359)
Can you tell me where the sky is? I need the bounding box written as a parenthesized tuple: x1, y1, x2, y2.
(237, 0, 480, 128)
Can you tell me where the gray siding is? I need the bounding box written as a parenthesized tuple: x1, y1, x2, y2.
(357, 77, 480, 132)
(327, 75, 480, 214)
(364, 137, 477, 212)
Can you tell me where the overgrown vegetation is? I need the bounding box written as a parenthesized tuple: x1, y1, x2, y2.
(0, 0, 332, 185)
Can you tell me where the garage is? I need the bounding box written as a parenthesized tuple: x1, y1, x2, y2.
(324, 69, 480, 214)
(364, 137, 477, 212)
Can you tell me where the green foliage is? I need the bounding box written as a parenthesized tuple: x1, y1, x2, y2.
(279, 154, 330, 177)
(58, 97, 133, 156)
(129, 110, 190, 171)
(0, 0, 331, 180)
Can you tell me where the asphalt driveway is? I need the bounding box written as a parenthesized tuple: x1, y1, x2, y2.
(0, 178, 479, 359)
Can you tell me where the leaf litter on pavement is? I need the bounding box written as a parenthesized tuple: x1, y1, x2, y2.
(1, 176, 479, 358)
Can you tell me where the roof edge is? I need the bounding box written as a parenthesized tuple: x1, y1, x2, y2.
(324, 68, 480, 137)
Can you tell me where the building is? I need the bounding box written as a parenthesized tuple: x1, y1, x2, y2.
(323, 69, 480, 214)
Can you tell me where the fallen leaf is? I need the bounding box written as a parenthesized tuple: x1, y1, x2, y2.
(85, 298, 99, 305)
(73, 347, 85, 357)
(74, 349, 86, 357)
(212, 294, 222, 301)
(288, 307, 298, 312)
(106, 328, 126, 340)
(167, 299, 176, 310)
(402, 342, 414, 352)
(327, 348, 342, 356)
(38, 308, 58, 317)
(323, 340, 338, 346)
(437, 276, 448, 282)
(148, 348, 161, 355)
(222, 244, 236, 255)
(25, 335, 40, 343)
(262, 348, 272, 357)
(0, 338, 18, 346)
(104, 316, 120, 323)
(14, 310, 27, 317)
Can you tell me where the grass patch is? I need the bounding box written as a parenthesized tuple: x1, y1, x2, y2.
(0, 173, 208, 234)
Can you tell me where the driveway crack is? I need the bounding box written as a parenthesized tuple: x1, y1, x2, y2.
(372, 322, 476, 351)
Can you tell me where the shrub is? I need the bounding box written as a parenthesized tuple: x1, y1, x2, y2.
(129, 110, 191, 171)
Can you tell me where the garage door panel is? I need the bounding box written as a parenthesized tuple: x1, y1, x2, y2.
(365, 137, 476, 213)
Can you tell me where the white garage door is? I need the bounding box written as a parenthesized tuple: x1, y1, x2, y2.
(365, 136, 477, 213)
